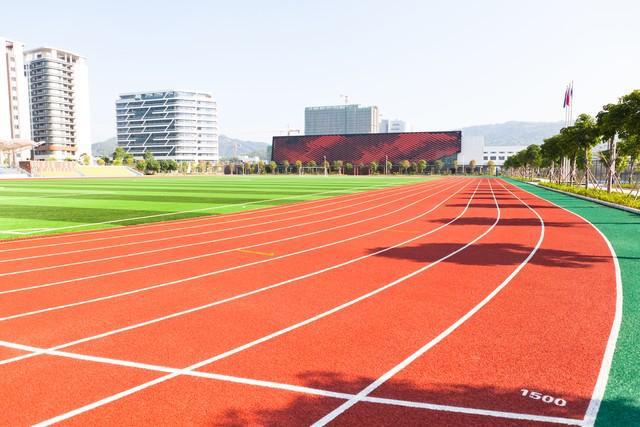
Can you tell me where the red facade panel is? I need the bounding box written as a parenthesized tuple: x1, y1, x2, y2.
(271, 131, 461, 164)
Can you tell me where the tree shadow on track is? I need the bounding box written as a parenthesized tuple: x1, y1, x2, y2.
(213, 370, 640, 426)
(428, 216, 576, 228)
(365, 242, 610, 269)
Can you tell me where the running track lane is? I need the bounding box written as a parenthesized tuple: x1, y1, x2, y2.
(0, 179, 471, 352)
(0, 179, 478, 424)
(0, 179, 489, 424)
(1, 178, 618, 425)
(0, 179, 444, 266)
(0, 180, 463, 336)
(0, 180, 453, 297)
(315, 180, 616, 426)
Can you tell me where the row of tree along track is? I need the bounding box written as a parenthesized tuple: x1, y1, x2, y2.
(0, 178, 618, 426)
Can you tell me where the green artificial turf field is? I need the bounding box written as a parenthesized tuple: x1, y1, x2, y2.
(0, 175, 430, 239)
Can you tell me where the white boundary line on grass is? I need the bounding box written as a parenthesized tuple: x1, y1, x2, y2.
(0, 181, 454, 296)
(508, 179, 623, 427)
(312, 179, 544, 425)
(21, 180, 505, 425)
(0, 180, 475, 365)
(0, 339, 582, 426)
(0, 180, 406, 237)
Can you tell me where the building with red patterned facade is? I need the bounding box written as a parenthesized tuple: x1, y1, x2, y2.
(271, 131, 461, 166)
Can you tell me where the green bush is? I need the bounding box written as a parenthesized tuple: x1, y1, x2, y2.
(540, 182, 640, 209)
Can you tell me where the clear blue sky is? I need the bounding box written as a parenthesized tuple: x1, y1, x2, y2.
(4, 0, 639, 142)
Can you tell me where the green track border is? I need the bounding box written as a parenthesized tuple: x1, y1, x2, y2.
(505, 178, 640, 426)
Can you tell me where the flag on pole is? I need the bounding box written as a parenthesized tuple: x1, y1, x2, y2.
(563, 86, 569, 108)
(569, 82, 573, 106)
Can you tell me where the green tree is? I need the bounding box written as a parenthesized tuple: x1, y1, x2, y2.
(295, 160, 302, 174)
(269, 160, 277, 174)
(469, 159, 477, 174)
(385, 160, 393, 174)
(135, 159, 146, 172)
(417, 159, 427, 174)
(345, 162, 353, 175)
(145, 159, 160, 174)
(434, 159, 444, 174)
(96, 157, 105, 166)
(400, 160, 410, 174)
(487, 160, 496, 176)
(80, 153, 91, 165)
(283, 160, 290, 174)
(369, 161, 378, 175)
(112, 147, 126, 162)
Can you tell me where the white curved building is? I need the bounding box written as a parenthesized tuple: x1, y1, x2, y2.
(116, 90, 218, 162)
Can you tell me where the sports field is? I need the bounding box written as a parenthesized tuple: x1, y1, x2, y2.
(0, 176, 637, 426)
(0, 176, 426, 239)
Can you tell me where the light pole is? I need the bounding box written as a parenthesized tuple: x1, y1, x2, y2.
(340, 94, 349, 134)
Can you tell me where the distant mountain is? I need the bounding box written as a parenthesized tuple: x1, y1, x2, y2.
(462, 121, 564, 146)
(91, 135, 271, 160)
(218, 135, 271, 160)
(91, 137, 117, 157)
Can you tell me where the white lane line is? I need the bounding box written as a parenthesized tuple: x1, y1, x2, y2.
(0, 181, 474, 366)
(0, 182, 453, 296)
(506, 180, 623, 427)
(0, 181, 463, 322)
(0, 180, 440, 276)
(311, 179, 545, 426)
(0, 180, 426, 252)
(0, 179, 410, 242)
(0, 340, 582, 426)
(21, 180, 496, 425)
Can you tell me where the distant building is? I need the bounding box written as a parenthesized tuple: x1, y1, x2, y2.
(116, 90, 218, 162)
(379, 119, 408, 133)
(0, 37, 31, 144)
(24, 46, 91, 160)
(305, 104, 379, 135)
(482, 144, 528, 165)
(457, 136, 527, 167)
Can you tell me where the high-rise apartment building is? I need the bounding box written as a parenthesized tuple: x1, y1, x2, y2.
(116, 90, 218, 162)
(24, 47, 91, 160)
(0, 37, 31, 143)
(305, 104, 379, 135)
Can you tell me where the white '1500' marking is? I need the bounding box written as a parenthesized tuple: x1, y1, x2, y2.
(521, 389, 567, 407)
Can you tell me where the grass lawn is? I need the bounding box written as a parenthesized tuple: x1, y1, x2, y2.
(0, 175, 431, 239)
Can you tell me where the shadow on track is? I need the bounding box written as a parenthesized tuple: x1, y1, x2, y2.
(364, 242, 609, 269)
(213, 370, 640, 426)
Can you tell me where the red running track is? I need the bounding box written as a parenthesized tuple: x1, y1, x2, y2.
(0, 178, 618, 426)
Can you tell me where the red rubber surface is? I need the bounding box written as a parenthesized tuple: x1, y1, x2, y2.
(0, 178, 617, 426)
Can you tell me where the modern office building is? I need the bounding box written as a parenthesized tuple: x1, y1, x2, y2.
(116, 90, 218, 162)
(379, 118, 408, 133)
(305, 104, 379, 135)
(0, 37, 31, 144)
(24, 47, 91, 160)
